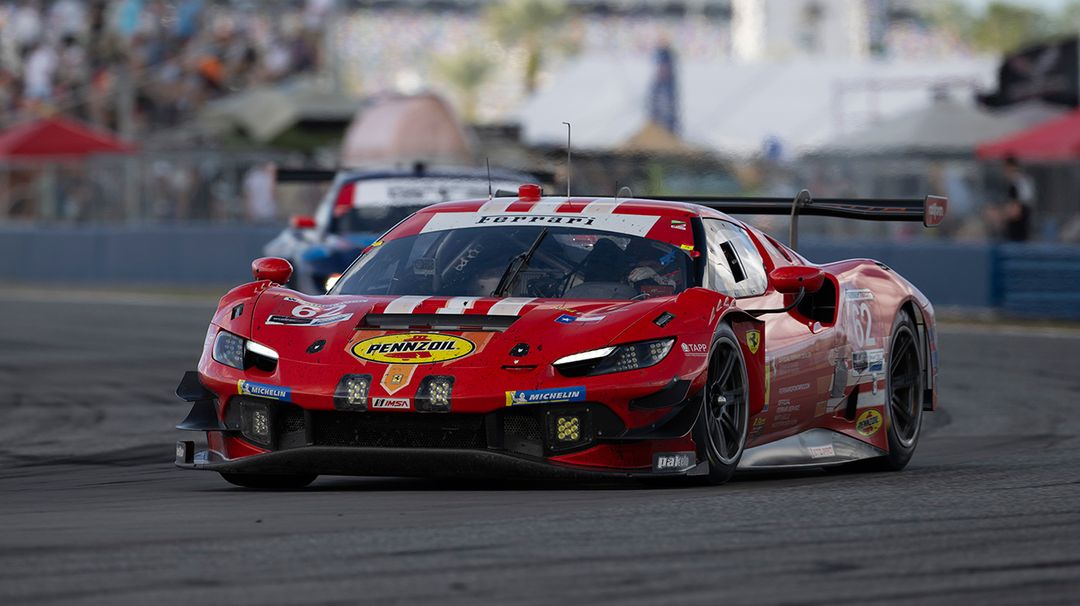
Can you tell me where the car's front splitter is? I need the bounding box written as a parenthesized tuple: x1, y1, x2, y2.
(175, 442, 710, 481)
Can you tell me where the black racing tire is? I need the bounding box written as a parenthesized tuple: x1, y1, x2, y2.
(219, 472, 318, 489)
(864, 310, 924, 472)
(693, 323, 750, 486)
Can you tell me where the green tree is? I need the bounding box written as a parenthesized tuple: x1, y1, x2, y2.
(433, 47, 496, 123)
(969, 2, 1048, 53)
(486, 0, 571, 95)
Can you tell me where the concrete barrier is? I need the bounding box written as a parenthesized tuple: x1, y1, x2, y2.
(1, 225, 1076, 319)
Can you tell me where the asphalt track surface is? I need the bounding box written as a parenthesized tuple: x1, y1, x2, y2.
(2, 290, 1079, 605)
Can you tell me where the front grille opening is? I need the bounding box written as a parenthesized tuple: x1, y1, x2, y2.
(311, 411, 486, 449)
(502, 413, 543, 442)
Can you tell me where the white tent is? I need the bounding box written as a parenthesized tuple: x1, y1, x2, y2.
(816, 97, 1065, 157)
(519, 56, 998, 157)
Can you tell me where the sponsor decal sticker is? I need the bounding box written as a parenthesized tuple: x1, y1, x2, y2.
(776, 399, 799, 414)
(380, 364, 418, 395)
(808, 444, 835, 459)
(679, 244, 694, 251)
(681, 342, 708, 355)
(237, 380, 291, 401)
(267, 297, 356, 327)
(845, 289, 875, 301)
(555, 313, 605, 324)
(267, 313, 353, 326)
(653, 452, 694, 472)
(745, 329, 761, 355)
(670, 219, 687, 230)
(371, 397, 410, 410)
(778, 382, 811, 395)
(505, 386, 586, 406)
(352, 333, 476, 365)
(856, 409, 883, 436)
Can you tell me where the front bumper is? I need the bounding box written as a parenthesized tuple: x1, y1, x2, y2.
(175, 371, 705, 478)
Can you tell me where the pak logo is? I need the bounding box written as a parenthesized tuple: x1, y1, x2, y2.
(745, 330, 761, 355)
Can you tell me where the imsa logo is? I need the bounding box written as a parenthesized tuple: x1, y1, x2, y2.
(352, 333, 475, 365)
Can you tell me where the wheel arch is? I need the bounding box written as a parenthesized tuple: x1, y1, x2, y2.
(719, 309, 767, 419)
(896, 298, 934, 411)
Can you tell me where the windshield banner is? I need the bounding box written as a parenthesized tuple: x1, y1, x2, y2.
(419, 212, 661, 237)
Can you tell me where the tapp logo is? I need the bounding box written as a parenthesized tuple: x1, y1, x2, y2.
(681, 343, 708, 354)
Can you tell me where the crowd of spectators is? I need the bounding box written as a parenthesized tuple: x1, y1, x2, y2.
(0, 0, 331, 134)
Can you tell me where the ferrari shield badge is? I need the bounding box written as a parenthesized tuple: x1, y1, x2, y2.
(745, 329, 761, 355)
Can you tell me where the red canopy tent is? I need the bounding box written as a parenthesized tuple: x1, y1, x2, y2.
(976, 109, 1080, 161)
(0, 116, 135, 159)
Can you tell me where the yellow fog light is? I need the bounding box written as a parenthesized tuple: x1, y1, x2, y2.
(556, 416, 580, 441)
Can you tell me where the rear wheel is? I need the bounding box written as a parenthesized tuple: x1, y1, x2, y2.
(219, 472, 317, 489)
(696, 324, 750, 485)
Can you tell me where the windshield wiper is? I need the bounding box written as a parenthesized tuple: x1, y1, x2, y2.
(492, 228, 548, 297)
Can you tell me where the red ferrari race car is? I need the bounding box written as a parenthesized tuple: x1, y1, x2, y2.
(175, 184, 947, 488)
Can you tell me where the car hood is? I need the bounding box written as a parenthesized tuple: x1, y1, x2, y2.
(248, 289, 672, 371)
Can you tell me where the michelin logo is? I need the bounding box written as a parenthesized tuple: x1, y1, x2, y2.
(505, 386, 586, 406)
(238, 380, 291, 401)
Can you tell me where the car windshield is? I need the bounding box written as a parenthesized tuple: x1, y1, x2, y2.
(333, 225, 695, 300)
(333, 204, 428, 235)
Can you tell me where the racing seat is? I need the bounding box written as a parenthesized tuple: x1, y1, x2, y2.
(565, 238, 637, 299)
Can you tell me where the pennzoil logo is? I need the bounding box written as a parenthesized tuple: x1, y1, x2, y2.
(856, 409, 883, 436)
(745, 330, 761, 355)
(351, 333, 475, 365)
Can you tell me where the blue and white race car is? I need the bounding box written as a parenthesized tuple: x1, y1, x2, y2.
(264, 165, 535, 293)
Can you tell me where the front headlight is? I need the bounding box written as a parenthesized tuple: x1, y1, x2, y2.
(212, 330, 246, 369)
(212, 330, 279, 372)
(553, 338, 675, 377)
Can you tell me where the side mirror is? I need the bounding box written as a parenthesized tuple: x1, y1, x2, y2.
(770, 266, 825, 295)
(290, 215, 316, 230)
(252, 257, 293, 284)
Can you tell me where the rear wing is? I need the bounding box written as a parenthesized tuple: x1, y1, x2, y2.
(642, 190, 948, 251)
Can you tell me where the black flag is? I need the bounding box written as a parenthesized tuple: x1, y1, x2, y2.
(979, 37, 1079, 108)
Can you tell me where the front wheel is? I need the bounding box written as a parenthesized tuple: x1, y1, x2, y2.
(219, 472, 317, 489)
(865, 311, 924, 471)
(695, 324, 750, 485)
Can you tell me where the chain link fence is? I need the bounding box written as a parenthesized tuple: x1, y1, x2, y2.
(0, 150, 328, 225)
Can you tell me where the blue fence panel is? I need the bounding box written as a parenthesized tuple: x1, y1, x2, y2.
(0, 224, 282, 286)
(800, 238, 995, 309)
(995, 243, 1080, 320)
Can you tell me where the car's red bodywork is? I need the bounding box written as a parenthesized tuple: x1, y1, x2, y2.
(178, 194, 939, 479)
